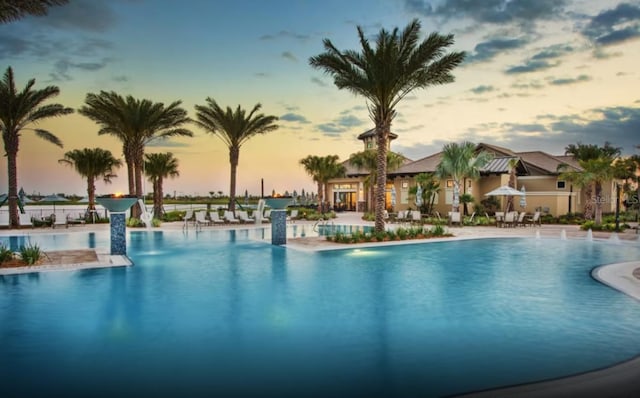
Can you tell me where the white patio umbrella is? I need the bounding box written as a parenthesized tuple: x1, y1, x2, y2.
(519, 186, 527, 209)
(485, 185, 523, 212)
(390, 186, 396, 208)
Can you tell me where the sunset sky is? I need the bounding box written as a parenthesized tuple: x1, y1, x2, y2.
(1, 0, 639, 198)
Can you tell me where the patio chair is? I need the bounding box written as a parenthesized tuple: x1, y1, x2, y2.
(495, 211, 505, 227)
(183, 209, 193, 229)
(223, 210, 240, 224)
(523, 211, 541, 227)
(411, 210, 422, 224)
(449, 211, 462, 227)
(51, 212, 68, 229)
(66, 213, 86, 227)
(502, 211, 517, 228)
(515, 211, 527, 227)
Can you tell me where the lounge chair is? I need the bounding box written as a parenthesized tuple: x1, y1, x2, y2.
(223, 210, 240, 224)
(209, 211, 225, 225)
(502, 211, 517, 228)
(237, 210, 252, 223)
(183, 209, 193, 229)
(195, 211, 210, 228)
(515, 211, 527, 227)
(263, 209, 271, 221)
(395, 210, 406, 223)
(252, 209, 269, 224)
(66, 213, 86, 226)
(51, 212, 68, 228)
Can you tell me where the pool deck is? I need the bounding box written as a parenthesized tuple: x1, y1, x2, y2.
(1, 212, 639, 396)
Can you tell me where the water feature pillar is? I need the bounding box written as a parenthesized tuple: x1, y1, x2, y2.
(96, 195, 138, 255)
(264, 197, 292, 246)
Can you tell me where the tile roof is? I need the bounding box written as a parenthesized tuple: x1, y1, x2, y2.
(357, 128, 398, 140)
(392, 152, 443, 175)
(516, 151, 582, 174)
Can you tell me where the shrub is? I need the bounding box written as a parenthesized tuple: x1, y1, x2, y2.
(19, 243, 41, 265)
(430, 224, 446, 237)
(0, 244, 14, 263)
(152, 218, 162, 227)
(162, 210, 183, 222)
(375, 231, 386, 242)
(396, 227, 408, 240)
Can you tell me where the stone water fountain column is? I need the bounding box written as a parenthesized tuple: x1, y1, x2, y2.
(96, 195, 139, 255)
(264, 197, 292, 246)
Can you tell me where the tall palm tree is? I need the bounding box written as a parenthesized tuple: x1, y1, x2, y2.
(0, 67, 73, 228)
(349, 150, 404, 212)
(144, 152, 179, 219)
(310, 19, 465, 232)
(58, 148, 122, 212)
(194, 99, 279, 212)
(79, 91, 193, 217)
(560, 157, 616, 225)
(435, 142, 492, 213)
(299, 155, 346, 212)
(563, 142, 621, 221)
(0, 0, 68, 23)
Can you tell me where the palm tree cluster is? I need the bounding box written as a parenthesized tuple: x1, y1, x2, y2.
(299, 155, 345, 212)
(0, 0, 68, 24)
(310, 18, 465, 232)
(348, 150, 404, 212)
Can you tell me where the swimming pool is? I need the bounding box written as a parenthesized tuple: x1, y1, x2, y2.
(1, 230, 639, 397)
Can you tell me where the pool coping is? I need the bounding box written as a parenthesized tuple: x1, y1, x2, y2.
(0, 252, 132, 275)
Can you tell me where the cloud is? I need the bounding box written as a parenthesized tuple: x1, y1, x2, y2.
(48, 57, 111, 81)
(530, 44, 575, 60)
(281, 51, 297, 62)
(314, 111, 367, 137)
(259, 30, 310, 41)
(405, 0, 567, 25)
(280, 113, 310, 123)
(505, 59, 558, 74)
(146, 138, 191, 148)
(470, 85, 496, 94)
(547, 74, 591, 86)
(466, 37, 528, 63)
(582, 3, 640, 46)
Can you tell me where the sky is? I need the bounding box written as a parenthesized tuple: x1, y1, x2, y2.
(1, 0, 639, 198)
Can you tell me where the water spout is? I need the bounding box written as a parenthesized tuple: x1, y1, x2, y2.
(609, 232, 620, 244)
(560, 229, 567, 240)
(586, 229, 593, 241)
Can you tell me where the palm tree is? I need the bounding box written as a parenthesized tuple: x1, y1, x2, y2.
(310, 19, 465, 232)
(299, 155, 346, 212)
(349, 150, 404, 212)
(0, 67, 73, 228)
(194, 99, 279, 212)
(563, 142, 621, 221)
(79, 91, 193, 217)
(58, 148, 122, 212)
(559, 157, 616, 225)
(0, 0, 68, 23)
(435, 142, 492, 213)
(144, 152, 179, 219)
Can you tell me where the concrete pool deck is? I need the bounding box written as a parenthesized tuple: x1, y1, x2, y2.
(1, 212, 639, 396)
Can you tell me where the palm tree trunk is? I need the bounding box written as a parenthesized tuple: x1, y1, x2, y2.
(229, 146, 239, 213)
(452, 179, 460, 213)
(374, 126, 389, 233)
(316, 181, 323, 213)
(583, 184, 594, 220)
(87, 176, 96, 211)
(594, 182, 603, 225)
(7, 149, 19, 228)
(155, 177, 164, 219)
(132, 151, 144, 219)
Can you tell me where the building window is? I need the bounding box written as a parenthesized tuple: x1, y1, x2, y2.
(446, 180, 454, 188)
(557, 181, 566, 189)
(367, 142, 373, 149)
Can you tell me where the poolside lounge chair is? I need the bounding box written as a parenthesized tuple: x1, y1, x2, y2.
(195, 211, 210, 228)
(223, 210, 240, 224)
(237, 210, 252, 223)
(209, 211, 225, 225)
(51, 212, 68, 228)
(183, 210, 193, 229)
(66, 213, 86, 226)
(502, 211, 517, 228)
(515, 211, 527, 227)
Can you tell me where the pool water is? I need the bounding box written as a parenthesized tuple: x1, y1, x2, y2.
(1, 230, 640, 397)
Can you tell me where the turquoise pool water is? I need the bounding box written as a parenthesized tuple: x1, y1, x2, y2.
(1, 230, 640, 397)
